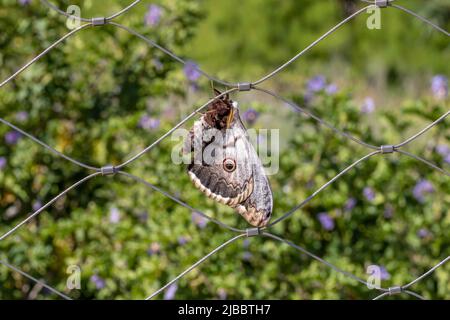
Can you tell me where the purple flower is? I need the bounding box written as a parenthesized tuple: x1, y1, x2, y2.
(177, 236, 189, 246)
(304, 75, 326, 102)
(4, 131, 22, 145)
(445, 153, 450, 164)
(32, 200, 42, 212)
(436, 144, 450, 164)
(147, 242, 161, 256)
(317, 212, 334, 231)
(344, 198, 356, 211)
(189, 82, 200, 92)
(306, 75, 326, 93)
(361, 97, 375, 114)
(184, 61, 201, 82)
(304, 92, 314, 105)
(217, 288, 227, 300)
(109, 207, 121, 224)
(242, 108, 259, 125)
(144, 4, 162, 26)
(242, 239, 250, 249)
(191, 211, 208, 229)
(138, 211, 148, 223)
(383, 204, 394, 219)
(164, 283, 178, 300)
(90, 274, 106, 290)
(412, 179, 434, 203)
(19, 0, 31, 5)
(363, 187, 376, 201)
(436, 144, 449, 157)
(15, 111, 29, 122)
(138, 115, 160, 130)
(0, 157, 6, 170)
(242, 251, 252, 261)
(325, 84, 338, 95)
(431, 75, 448, 99)
(417, 228, 431, 239)
(369, 265, 390, 280)
(379, 266, 390, 280)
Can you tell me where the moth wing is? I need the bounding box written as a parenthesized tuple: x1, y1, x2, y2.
(186, 108, 273, 227)
(231, 113, 273, 225)
(187, 120, 254, 206)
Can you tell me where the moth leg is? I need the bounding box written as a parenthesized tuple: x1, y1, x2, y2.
(226, 107, 234, 129)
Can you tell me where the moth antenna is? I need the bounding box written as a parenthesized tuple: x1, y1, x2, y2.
(211, 81, 222, 98)
(224, 86, 230, 101)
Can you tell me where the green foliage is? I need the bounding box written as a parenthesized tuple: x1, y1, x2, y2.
(0, 0, 449, 300)
(185, 0, 450, 98)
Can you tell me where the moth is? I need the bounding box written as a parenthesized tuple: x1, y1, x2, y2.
(183, 89, 273, 227)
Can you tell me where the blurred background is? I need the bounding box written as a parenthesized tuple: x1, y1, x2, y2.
(0, 0, 449, 299)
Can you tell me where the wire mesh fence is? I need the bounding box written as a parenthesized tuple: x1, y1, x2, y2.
(0, 0, 449, 300)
